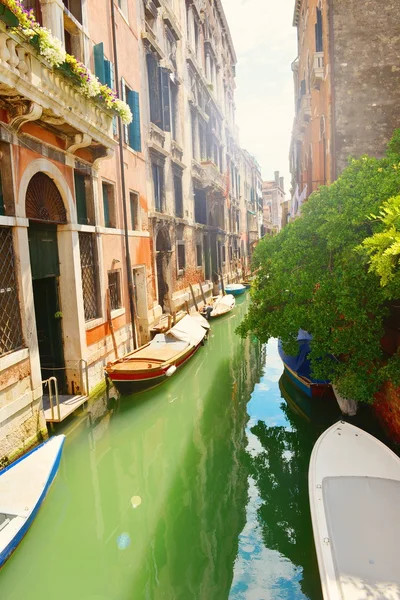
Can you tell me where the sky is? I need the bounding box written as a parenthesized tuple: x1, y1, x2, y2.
(222, 0, 297, 193)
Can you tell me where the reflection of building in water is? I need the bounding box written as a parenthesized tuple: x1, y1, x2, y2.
(247, 397, 322, 600)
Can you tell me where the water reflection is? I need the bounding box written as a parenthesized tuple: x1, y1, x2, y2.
(230, 340, 324, 600)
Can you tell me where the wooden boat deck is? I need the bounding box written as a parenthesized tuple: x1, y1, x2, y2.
(42, 394, 88, 423)
(110, 343, 189, 372)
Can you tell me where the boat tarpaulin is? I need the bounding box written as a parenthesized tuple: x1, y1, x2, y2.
(168, 315, 208, 347)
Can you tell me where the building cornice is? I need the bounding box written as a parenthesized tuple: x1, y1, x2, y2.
(214, 0, 237, 65)
(293, 0, 302, 26)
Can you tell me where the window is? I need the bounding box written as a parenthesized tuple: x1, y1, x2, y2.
(108, 271, 122, 311)
(117, 0, 128, 17)
(315, 8, 323, 52)
(174, 173, 183, 218)
(170, 80, 178, 141)
(63, 1, 83, 61)
(194, 188, 207, 225)
(0, 227, 23, 356)
(152, 163, 164, 212)
(74, 171, 90, 225)
(196, 243, 202, 267)
(102, 182, 116, 228)
(222, 245, 226, 265)
(130, 192, 140, 230)
(177, 241, 185, 272)
(63, 0, 82, 24)
(191, 108, 197, 160)
(146, 53, 171, 132)
(79, 233, 100, 321)
(121, 78, 142, 151)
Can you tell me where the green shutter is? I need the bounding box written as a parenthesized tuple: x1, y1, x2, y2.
(74, 172, 87, 224)
(127, 90, 141, 152)
(104, 59, 112, 88)
(102, 184, 110, 227)
(94, 42, 106, 84)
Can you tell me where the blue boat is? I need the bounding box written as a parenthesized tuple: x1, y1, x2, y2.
(224, 284, 247, 297)
(0, 435, 65, 567)
(278, 330, 332, 399)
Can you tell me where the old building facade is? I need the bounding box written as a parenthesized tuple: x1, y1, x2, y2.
(262, 171, 285, 234)
(0, 0, 261, 463)
(139, 0, 259, 303)
(0, 0, 154, 463)
(290, 0, 400, 207)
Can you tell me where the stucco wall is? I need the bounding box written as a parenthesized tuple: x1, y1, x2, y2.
(331, 0, 400, 174)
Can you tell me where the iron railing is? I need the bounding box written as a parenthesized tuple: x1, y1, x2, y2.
(79, 233, 99, 321)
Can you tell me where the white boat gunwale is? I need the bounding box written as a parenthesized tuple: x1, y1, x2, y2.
(0, 435, 65, 567)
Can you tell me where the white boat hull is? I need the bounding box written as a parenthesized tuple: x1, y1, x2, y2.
(309, 421, 400, 600)
(0, 435, 65, 567)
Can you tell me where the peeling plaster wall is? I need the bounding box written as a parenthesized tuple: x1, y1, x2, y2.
(331, 0, 400, 174)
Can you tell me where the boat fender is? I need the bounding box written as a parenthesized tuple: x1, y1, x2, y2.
(166, 365, 177, 377)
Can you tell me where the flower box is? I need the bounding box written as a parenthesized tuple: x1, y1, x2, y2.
(0, 4, 18, 27)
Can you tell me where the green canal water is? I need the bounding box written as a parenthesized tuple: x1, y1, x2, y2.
(1, 296, 344, 600)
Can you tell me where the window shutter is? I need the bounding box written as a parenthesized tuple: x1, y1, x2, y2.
(74, 172, 88, 224)
(160, 68, 171, 132)
(102, 185, 110, 227)
(147, 53, 162, 127)
(104, 59, 112, 88)
(129, 90, 142, 152)
(121, 78, 129, 144)
(94, 42, 106, 84)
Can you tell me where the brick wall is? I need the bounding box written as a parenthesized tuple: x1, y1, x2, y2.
(331, 0, 400, 174)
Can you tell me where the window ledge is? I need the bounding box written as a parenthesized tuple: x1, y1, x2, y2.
(85, 317, 104, 331)
(0, 348, 29, 373)
(0, 216, 16, 227)
(111, 307, 125, 320)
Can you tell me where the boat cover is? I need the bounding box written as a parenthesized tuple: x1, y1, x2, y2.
(211, 294, 235, 317)
(323, 476, 400, 598)
(167, 315, 208, 347)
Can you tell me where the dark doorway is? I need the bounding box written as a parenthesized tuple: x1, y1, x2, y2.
(32, 277, 65, 391)
(28, 223, 65, 391)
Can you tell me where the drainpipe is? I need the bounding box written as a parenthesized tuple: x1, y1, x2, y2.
(110, 0, 137, 349)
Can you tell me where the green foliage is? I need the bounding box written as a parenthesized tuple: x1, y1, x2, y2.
(237, 132, 400, 403)
(359, 195, 400, 289)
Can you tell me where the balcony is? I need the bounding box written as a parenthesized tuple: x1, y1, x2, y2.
(0, 23, 115, 159)
(311, 51, 324, 89)
(298, 93, 311, 125)
(200, 161, 226, 193)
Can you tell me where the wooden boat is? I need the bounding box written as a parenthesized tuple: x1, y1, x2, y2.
(105, 314, 210, 395)
(203, 294, 235, 319)
(309, 421, 400, 600)
(278, 332, 332, 398)
(240, 281, 251, 289)
(224, 283, 247, 297)
(0, 435, 65, 567)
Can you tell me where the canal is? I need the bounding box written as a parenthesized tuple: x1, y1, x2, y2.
(1, 296, 342, 599)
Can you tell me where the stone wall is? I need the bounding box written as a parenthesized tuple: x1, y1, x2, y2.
(332, 0, 400, 174)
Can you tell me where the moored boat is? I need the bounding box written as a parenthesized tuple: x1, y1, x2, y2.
(203, 294, 235, 319)
(105, 314, 210, 395)
(0, 435, 65, 567)
(309, 421, 400, 600)
(224, 283, 247, 297)
(278, 331, 332, 398)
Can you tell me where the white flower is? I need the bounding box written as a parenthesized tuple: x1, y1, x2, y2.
(114, 99, 132, 124)
(37, 28, 66, 67)
(81, 75, 102, 98)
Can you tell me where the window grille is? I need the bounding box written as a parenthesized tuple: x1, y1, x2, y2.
(177, 242, 185, 272)
(79, 233, 99, 321)
(196, 243, 202, 267)
(0, 227, 23, 356)
(108, 271, 121, 311)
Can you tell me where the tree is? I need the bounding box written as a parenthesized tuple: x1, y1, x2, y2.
(237, 131, 400, 403)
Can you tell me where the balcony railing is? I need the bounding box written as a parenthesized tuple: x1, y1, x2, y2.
(0, 22, 115, 155)
(200, 161, 226, 192)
